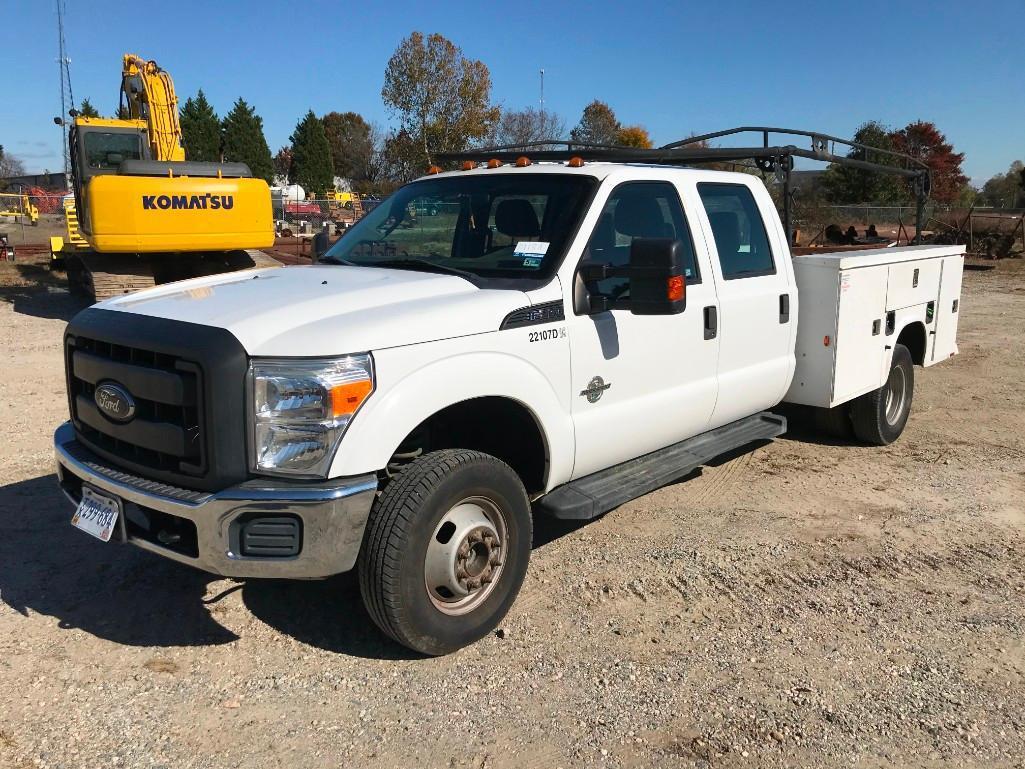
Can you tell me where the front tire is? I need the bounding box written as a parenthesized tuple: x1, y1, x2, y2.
(851, 343, 914, 445)
(358, 449, 532, 655)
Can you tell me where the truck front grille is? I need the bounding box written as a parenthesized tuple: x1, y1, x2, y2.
(66, 336, 207, 479)
(64, 307, 251, 493)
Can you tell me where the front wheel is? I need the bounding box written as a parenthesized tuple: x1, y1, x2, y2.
(850, 343, 915, 445)
(358, 449, 532, 655)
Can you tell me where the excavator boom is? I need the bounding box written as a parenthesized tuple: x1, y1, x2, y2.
(120, 54, 185, 162)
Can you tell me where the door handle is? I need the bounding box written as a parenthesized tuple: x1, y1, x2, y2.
(779, 293, 790, 323)
(703, 305, 717, 340)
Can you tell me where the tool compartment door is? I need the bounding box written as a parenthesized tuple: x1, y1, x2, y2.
(832, 265, 889, 406)
(930, 255, 964, 363)
(886, 258, 942, 310)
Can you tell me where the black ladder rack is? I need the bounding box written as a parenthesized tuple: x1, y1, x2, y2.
(436, 126, 932, 245)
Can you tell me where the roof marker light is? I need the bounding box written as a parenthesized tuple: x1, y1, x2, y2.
(487, 159, 503, 169)
(567, 156, 585, 167)
(461, 161, 475, 171)
(515, 156, 531, 167)
(426, 165, 442, 175)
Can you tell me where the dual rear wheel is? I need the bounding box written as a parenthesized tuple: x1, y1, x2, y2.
(815, 343, 915, 445)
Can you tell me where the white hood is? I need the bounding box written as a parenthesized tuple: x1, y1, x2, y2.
(99, 265, 530, 356)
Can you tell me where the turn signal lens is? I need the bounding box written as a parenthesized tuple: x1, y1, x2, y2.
(329, 379, 373, 418)
(667, 275, 685, 302)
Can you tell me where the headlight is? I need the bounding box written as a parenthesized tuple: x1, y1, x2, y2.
(249, 354, 374, 477)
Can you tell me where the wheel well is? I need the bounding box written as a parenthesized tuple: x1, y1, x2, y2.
(388, 397, 548, 496)
(896, 322, 927, 365)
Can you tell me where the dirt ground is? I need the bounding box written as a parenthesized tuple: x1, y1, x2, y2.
(1, 256, 1023, 769)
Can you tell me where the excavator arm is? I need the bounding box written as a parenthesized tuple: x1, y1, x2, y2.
(120, 54, 185, 162)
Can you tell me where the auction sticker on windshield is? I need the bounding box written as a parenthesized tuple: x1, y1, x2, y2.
(514, 241, 549, 268)
(71, 486, 121, 542)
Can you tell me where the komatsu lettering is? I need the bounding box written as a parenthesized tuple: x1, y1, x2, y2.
(142, 194, 234, 210)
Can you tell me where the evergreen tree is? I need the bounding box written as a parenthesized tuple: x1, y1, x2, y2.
(179, 89, 221, 162)
(221, 98, 274, 183)
(78, 98, 100, 118)
(289, 110, 334, 194)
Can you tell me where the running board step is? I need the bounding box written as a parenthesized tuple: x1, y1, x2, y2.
(537, 412, 786, 520)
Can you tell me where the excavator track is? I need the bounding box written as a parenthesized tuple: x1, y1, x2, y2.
(66, 250, 282, 303)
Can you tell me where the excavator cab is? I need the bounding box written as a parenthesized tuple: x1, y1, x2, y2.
(67, 118, 149, 234)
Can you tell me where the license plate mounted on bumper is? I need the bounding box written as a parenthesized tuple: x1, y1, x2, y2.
(71, 485, 123, 543)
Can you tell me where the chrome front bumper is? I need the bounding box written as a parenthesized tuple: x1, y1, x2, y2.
(53, 422, 378, 579)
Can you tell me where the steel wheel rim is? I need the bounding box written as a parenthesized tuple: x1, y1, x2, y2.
(884, 364, 907, 425)
(424, 496, 508, 616)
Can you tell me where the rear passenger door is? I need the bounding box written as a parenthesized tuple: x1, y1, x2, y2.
(693, 181, 794, 427)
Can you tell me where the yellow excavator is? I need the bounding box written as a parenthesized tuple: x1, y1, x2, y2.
(51, 54, 275, 301)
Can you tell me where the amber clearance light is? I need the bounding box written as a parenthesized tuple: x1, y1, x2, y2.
(667, 275, 685, 302)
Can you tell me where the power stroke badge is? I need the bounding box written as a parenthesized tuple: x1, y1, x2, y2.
(580, 376, 611, 404)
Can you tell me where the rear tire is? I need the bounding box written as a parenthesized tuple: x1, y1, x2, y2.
(850, 344, 914, 445)
(358, 449, 532, 655)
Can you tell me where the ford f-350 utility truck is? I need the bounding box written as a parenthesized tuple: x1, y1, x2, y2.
(54, 154, 964, 655)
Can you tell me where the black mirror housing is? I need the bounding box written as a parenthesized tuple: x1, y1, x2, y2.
(628, 238, 687, 315)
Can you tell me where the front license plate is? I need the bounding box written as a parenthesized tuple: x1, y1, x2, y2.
(71, 486, 121, 542)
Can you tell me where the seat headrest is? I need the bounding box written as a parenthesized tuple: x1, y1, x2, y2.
(614, 194, 665, 238)
(708, 211, 741, 256)
(495, 199, 540, 238)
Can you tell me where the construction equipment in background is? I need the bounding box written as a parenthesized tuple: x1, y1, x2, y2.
(50, 53, 275, 301)
(326, 190, 365, 225)
(0, 192, 39, 225)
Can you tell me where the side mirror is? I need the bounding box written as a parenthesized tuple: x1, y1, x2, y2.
(628, 238, 686, 315)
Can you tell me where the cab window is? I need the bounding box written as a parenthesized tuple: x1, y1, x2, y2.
(582, 181, 700, 299)
(697, 183, 775, 279)
(82, 131, 144, 171)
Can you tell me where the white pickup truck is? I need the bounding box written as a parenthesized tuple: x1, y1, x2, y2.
(54, 158, 964, 654)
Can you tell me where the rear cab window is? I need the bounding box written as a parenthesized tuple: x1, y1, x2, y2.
(697, 182, 775, 279)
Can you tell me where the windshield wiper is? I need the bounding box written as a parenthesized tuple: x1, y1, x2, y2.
(318, 255, 357, 266)
(369, 258, 475, 280)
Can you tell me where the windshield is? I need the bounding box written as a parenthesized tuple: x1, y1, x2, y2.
(323, 173, 598, 285)
(81, 130, 144, 172)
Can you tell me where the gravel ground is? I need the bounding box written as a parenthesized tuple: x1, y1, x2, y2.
(1, 257, 1023, 769)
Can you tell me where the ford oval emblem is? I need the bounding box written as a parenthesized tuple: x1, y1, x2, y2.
(94, 382, 136, 422)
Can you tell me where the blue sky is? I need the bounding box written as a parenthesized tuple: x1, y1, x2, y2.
(2, 0, 1022, 184)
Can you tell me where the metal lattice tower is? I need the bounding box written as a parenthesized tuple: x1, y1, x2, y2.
(56, 0, 74, 182)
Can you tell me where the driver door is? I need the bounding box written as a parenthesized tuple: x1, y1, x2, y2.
(566, 180, 720, 479)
